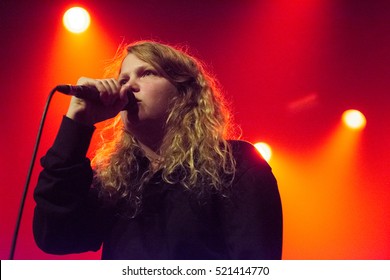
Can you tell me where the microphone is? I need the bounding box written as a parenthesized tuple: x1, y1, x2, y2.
(56, 84, 138, 110)
(56, 84, 100, 101)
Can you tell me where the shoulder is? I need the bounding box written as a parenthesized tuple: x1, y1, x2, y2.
(225, 140, 280, 211)
(228, 140, 271, 175)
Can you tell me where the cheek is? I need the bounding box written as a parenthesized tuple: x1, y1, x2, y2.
(160, 88, 178, 111)
(161, 84, 179, 102)
(148, 96, 171, 117)
(149, 83, 178, 106)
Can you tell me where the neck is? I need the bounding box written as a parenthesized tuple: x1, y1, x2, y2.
(128, 119, 165, 150)
(138, 141, 162, 162)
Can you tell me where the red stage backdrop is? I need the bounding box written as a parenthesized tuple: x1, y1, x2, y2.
(1, 0, 389, 260)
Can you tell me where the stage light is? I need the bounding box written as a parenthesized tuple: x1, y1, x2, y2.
(254, 142, 272, 162)
(63, 7, 91, 33)
(342, 109, 366, 130)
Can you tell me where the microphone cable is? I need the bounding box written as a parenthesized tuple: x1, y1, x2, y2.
(9, 86, 58, 259)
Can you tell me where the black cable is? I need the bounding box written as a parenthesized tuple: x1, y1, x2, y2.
(9, 87, 58, 259)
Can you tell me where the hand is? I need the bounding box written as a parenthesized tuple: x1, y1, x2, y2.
(66, 77, 129, 125)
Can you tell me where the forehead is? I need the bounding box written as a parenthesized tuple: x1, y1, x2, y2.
(120, 53, 151, 73)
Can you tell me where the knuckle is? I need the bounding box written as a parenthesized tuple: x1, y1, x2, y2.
(76, 76, 89, 85)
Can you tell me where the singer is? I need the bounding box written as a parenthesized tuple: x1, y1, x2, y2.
(33, 41, 283, 259)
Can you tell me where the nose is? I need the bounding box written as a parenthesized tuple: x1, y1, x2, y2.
(120, 84, 139, 106)
(120, 80, 140, 102)
(125, 77, 140, 93)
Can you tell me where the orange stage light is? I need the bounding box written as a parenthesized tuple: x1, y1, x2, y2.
(254, 142, 272, 162)
(63, 7, 91, 33)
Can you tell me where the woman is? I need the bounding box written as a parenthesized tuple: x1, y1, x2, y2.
(33, 41, 283, 259)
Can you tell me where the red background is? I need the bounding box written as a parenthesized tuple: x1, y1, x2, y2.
(1, 0, 389, 259)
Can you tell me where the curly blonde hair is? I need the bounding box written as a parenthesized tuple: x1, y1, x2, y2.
(92, 41, 238, 216)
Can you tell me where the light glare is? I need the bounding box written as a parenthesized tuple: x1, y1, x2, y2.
(63, 7, 91, 33)
(254, 142, 272, 162)
(342, 109, 366, 130)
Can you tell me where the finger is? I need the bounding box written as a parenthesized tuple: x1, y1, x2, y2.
(106, 78, 120, 93)
(96, 79, 118, 106)
(76, 77, 98, 87)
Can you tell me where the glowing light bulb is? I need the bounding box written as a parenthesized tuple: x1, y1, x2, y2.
(254, 142, 272, 162)
(342, 109, 367, 130)
(63, 7, 91, 33)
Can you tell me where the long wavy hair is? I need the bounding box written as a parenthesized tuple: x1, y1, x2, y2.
(92, 41, 238, 216)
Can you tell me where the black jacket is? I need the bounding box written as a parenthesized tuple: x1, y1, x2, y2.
(33, 116, 283, 259)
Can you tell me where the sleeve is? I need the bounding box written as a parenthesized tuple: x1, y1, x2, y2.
(219, 158, 283, 260)
(33, 116, 114, 255)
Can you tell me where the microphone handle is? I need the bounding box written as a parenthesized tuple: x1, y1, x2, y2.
(56, 85, 100, 101)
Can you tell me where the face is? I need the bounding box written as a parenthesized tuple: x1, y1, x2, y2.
(119, 53, 178, 133)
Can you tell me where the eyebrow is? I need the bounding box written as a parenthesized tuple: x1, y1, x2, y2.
(118, 64, 157, 79)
